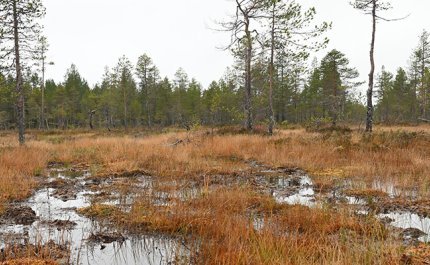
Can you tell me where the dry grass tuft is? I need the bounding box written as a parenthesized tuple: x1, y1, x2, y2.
(0, 258, 58, 265)
(402, 244, 430, 264)
(344, 189, 389, 199)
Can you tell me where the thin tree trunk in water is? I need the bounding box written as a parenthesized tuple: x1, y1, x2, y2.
(13, 0, 25, 145)
(268, 3, 276, 135)
(366, 0, 377, 132)
(244, 20, 253, 131)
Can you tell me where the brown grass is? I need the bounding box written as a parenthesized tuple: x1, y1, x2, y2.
(403, 244, 430, 264)
(2, 125, 430, 205)
(1, 125, 429, 205)
(79, 186, 401, 264)
(344, 189, 389, 198)
(0, 259, 58, 265)
(1, 125, 429, 264)
(0, 240, 67, 265)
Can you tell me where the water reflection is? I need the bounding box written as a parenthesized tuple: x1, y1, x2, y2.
(0, 172, 185, 265)
(379, 212, 430, 243)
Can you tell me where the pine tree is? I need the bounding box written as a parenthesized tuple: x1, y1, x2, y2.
(375, 66, 393, 122)
(352, 0, 401, 132)
(262, 0, 330, 134)
(220, 0, 266, 131)
(320, 50, 360, 126)
(34, 36, 53, 129)
(136, 54, 160, 126)
(410, 30, 430, 118)
(0, 0, 46, 144)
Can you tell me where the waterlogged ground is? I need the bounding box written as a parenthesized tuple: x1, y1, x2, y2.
(249, 162, 430, 244)
(0, 169, 185, 265)
(1, 161, 430, 264)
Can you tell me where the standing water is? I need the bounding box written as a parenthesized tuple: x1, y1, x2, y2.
(0, 170, 185, 265)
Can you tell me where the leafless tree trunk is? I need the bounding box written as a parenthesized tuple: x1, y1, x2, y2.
(244, 13, 253, 131)
(354, 0, 404, 131)
(13, 0, 25, 145)
(365, 0, 376, 132)
(41, 45, 46, 130)
(268, 2, 276, 135)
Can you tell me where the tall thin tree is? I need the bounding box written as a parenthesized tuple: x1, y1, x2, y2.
(352, 0, 404, 132)
(35, 36, 53, 130)
(410, 30, 430, 118)
(219, 0, 266, 131)
(0, 0, 45, 144)
(263, 0, 330, 134)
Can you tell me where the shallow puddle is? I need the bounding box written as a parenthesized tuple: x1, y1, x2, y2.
(0, 171, 184, 265)
(379, 212, 430, 242)
(260, 172, 316, 206)
(275, 186, 315, 206)
(259, 170, 430, 244)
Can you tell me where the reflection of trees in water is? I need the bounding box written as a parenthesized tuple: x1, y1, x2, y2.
(82, 235, 182, 265)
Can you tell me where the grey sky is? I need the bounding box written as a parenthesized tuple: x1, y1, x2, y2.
(43, 0, 430, 91)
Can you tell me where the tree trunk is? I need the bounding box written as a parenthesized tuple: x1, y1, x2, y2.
(268, 3, 276, 135)
(123, 82, 127, 129)
(89, 110, 95, 129)
(13, 0, 25, 145)
(422, 43, 427, 119)
(244, 19, 253, 131)
(41, 47, 46, 130)
(366, 0, 377, 132)
(332, 63, 338, 127)
(280, 64, 285, 121)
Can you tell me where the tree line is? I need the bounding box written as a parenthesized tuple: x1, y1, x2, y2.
(0, 0, 429, 144)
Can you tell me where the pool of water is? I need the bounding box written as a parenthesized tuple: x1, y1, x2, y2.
(0, 172, 185, 265)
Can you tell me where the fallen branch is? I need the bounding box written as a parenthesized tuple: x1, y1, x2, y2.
(418, 118, 430, 123)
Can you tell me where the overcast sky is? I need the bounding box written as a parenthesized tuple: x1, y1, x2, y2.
(43, 0, 430, 92)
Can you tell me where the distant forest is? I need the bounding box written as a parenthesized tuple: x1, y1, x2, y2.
(0, 0, 429, 136)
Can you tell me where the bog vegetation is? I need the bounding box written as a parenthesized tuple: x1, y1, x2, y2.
(0, 126, 430, 264)
(1, 0, 430, 264)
